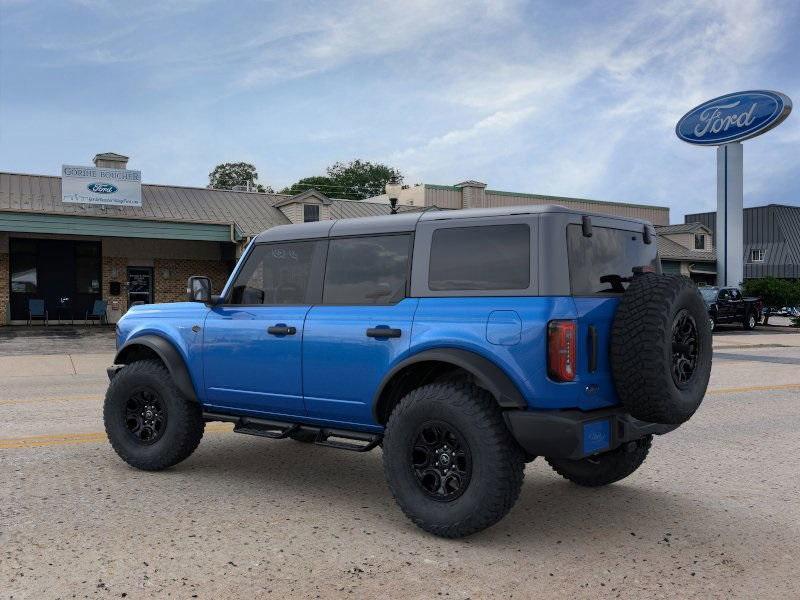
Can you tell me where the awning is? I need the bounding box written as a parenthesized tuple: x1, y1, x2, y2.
(689, 263, 717, 275)
(0, 211, 238, 242)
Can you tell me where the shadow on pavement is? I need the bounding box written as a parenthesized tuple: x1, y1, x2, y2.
(137, 433, 722, 547)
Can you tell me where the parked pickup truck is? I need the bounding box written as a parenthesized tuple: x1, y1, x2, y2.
(699, 287, 763, 331)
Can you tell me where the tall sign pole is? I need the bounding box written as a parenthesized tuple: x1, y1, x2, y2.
(676, 90, 791, 286)
(716, 142, 743, 286)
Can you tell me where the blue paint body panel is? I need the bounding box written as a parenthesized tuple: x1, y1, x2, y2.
(203, 305, 309, 417)
(409, 297, 618, 411)
(114, 294, 623, 428)
(115, 302, 209, 400)
(302, 298, 418, 426)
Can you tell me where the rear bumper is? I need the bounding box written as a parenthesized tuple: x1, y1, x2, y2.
(504, 407, 678, 460)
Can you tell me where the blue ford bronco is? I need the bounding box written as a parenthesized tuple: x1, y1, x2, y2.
(105, 205, 712, 537)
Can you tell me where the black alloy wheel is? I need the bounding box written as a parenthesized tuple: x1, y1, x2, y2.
(124, 388, 167, 445)
(671, 309, 699, 386)
(411, 421, 472, 501)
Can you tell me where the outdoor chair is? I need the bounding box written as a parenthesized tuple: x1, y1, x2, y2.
(85, 299, 108, 325)
(27, 299, 48, 326)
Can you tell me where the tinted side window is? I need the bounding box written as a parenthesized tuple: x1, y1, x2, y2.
(229, 241, 321, 305)
(428, 225, 530, 291)
(323, 235, 410, 305)
(567, 225, 659, 295)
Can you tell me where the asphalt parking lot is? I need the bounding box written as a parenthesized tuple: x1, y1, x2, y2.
(2, 326, 799, 599)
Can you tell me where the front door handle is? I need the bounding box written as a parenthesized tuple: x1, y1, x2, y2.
(267, 324, 296, 336)
(366, 327, 402, 339)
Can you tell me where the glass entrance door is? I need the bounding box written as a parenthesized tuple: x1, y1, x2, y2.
(127, 267, 153, 306)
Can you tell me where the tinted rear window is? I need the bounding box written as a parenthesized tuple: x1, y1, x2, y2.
(429, 224, 530, 291)
(567, 224, 659, 295)
(323, 235, 411, 305)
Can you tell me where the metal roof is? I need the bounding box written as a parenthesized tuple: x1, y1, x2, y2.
(657, 235, 716, 262)
(685, 204, 800, 278)
(0, 171, 290, 238)
(329, 199, 422, 220)
(655, 222, 711, 235)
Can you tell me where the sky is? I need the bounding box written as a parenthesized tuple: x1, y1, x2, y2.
(1, 0, 798, 222)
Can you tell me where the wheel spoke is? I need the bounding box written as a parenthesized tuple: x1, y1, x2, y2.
(123, 387, 167, 445)
(671, 310, 699, 385)
(410, 420, 472, 502)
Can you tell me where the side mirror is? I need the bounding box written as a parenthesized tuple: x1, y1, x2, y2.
(187, 276, 212, 303)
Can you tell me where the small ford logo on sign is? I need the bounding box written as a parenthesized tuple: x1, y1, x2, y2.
(87, 182, 118, 194)
(676, 90, 792, 146)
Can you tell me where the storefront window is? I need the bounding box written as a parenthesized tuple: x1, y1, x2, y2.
(11, 254, 38, 292)
(10, 239, 37, 293)
(75, 243, 101, 294)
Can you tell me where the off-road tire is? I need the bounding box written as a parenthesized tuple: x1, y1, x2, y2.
(104, 359, 204, 471)
(382, 381, 525, 538)
(546, 436, 652, 487)
(743, 310, 757, 331)
(611, 274, 712, 425)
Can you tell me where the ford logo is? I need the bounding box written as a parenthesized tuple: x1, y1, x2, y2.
(676, 90, 792, 146)
(87, 182, 118, 194)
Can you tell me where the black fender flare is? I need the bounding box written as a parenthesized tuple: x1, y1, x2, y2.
(372, 348, 527, 420)
(114, 335, 198, 402)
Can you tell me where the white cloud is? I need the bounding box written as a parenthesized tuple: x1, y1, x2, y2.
(386, 0, 795, 218)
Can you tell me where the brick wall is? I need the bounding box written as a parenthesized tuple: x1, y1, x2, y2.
(0, 253, 9, 326)
(102, 256, 130, 318)
(153, 258, 232, 303)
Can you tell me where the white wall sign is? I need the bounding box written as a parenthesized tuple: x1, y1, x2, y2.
(62, 164, 142, 207)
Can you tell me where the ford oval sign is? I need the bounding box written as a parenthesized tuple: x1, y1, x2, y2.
(676, 90, 791, 145)
(86, 182, 118, 194)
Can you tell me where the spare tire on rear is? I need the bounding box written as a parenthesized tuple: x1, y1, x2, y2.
(610, 273, 712, 425)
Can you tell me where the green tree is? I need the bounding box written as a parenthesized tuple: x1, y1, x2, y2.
(209, 162, 273, 193)
(279, 176, 338, 197)
(742, 277, 800, 325)
(281, 160, 403, 200)
(326, 159, 403, 200)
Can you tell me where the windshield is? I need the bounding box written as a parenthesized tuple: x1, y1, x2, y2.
(699, 288, 719, 302)
(567, 224, 659, 295)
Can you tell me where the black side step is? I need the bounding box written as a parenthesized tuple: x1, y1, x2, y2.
(315, 428, 382, 452)
(203, 412, 381, 452)
(233, 417, 299, 439)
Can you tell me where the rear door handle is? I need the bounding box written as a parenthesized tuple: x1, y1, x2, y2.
(267, 324, 296, 336)
(366, 327, 402, 339)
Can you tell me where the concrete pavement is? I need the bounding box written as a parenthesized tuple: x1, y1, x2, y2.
(1, 328, 799, 598)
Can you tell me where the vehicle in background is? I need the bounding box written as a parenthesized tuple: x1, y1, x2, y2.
(700, 287, 763, 331)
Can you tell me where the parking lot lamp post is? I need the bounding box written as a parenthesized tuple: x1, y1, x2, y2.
(385, 177, 402, 215)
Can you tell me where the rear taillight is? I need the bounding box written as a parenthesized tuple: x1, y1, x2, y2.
(548, 320, 577, 382)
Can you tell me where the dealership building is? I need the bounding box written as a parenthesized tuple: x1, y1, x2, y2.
(0, 153, 669, 326)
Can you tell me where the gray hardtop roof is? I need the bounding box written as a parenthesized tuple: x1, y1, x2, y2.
(252, 204, 651, 243)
